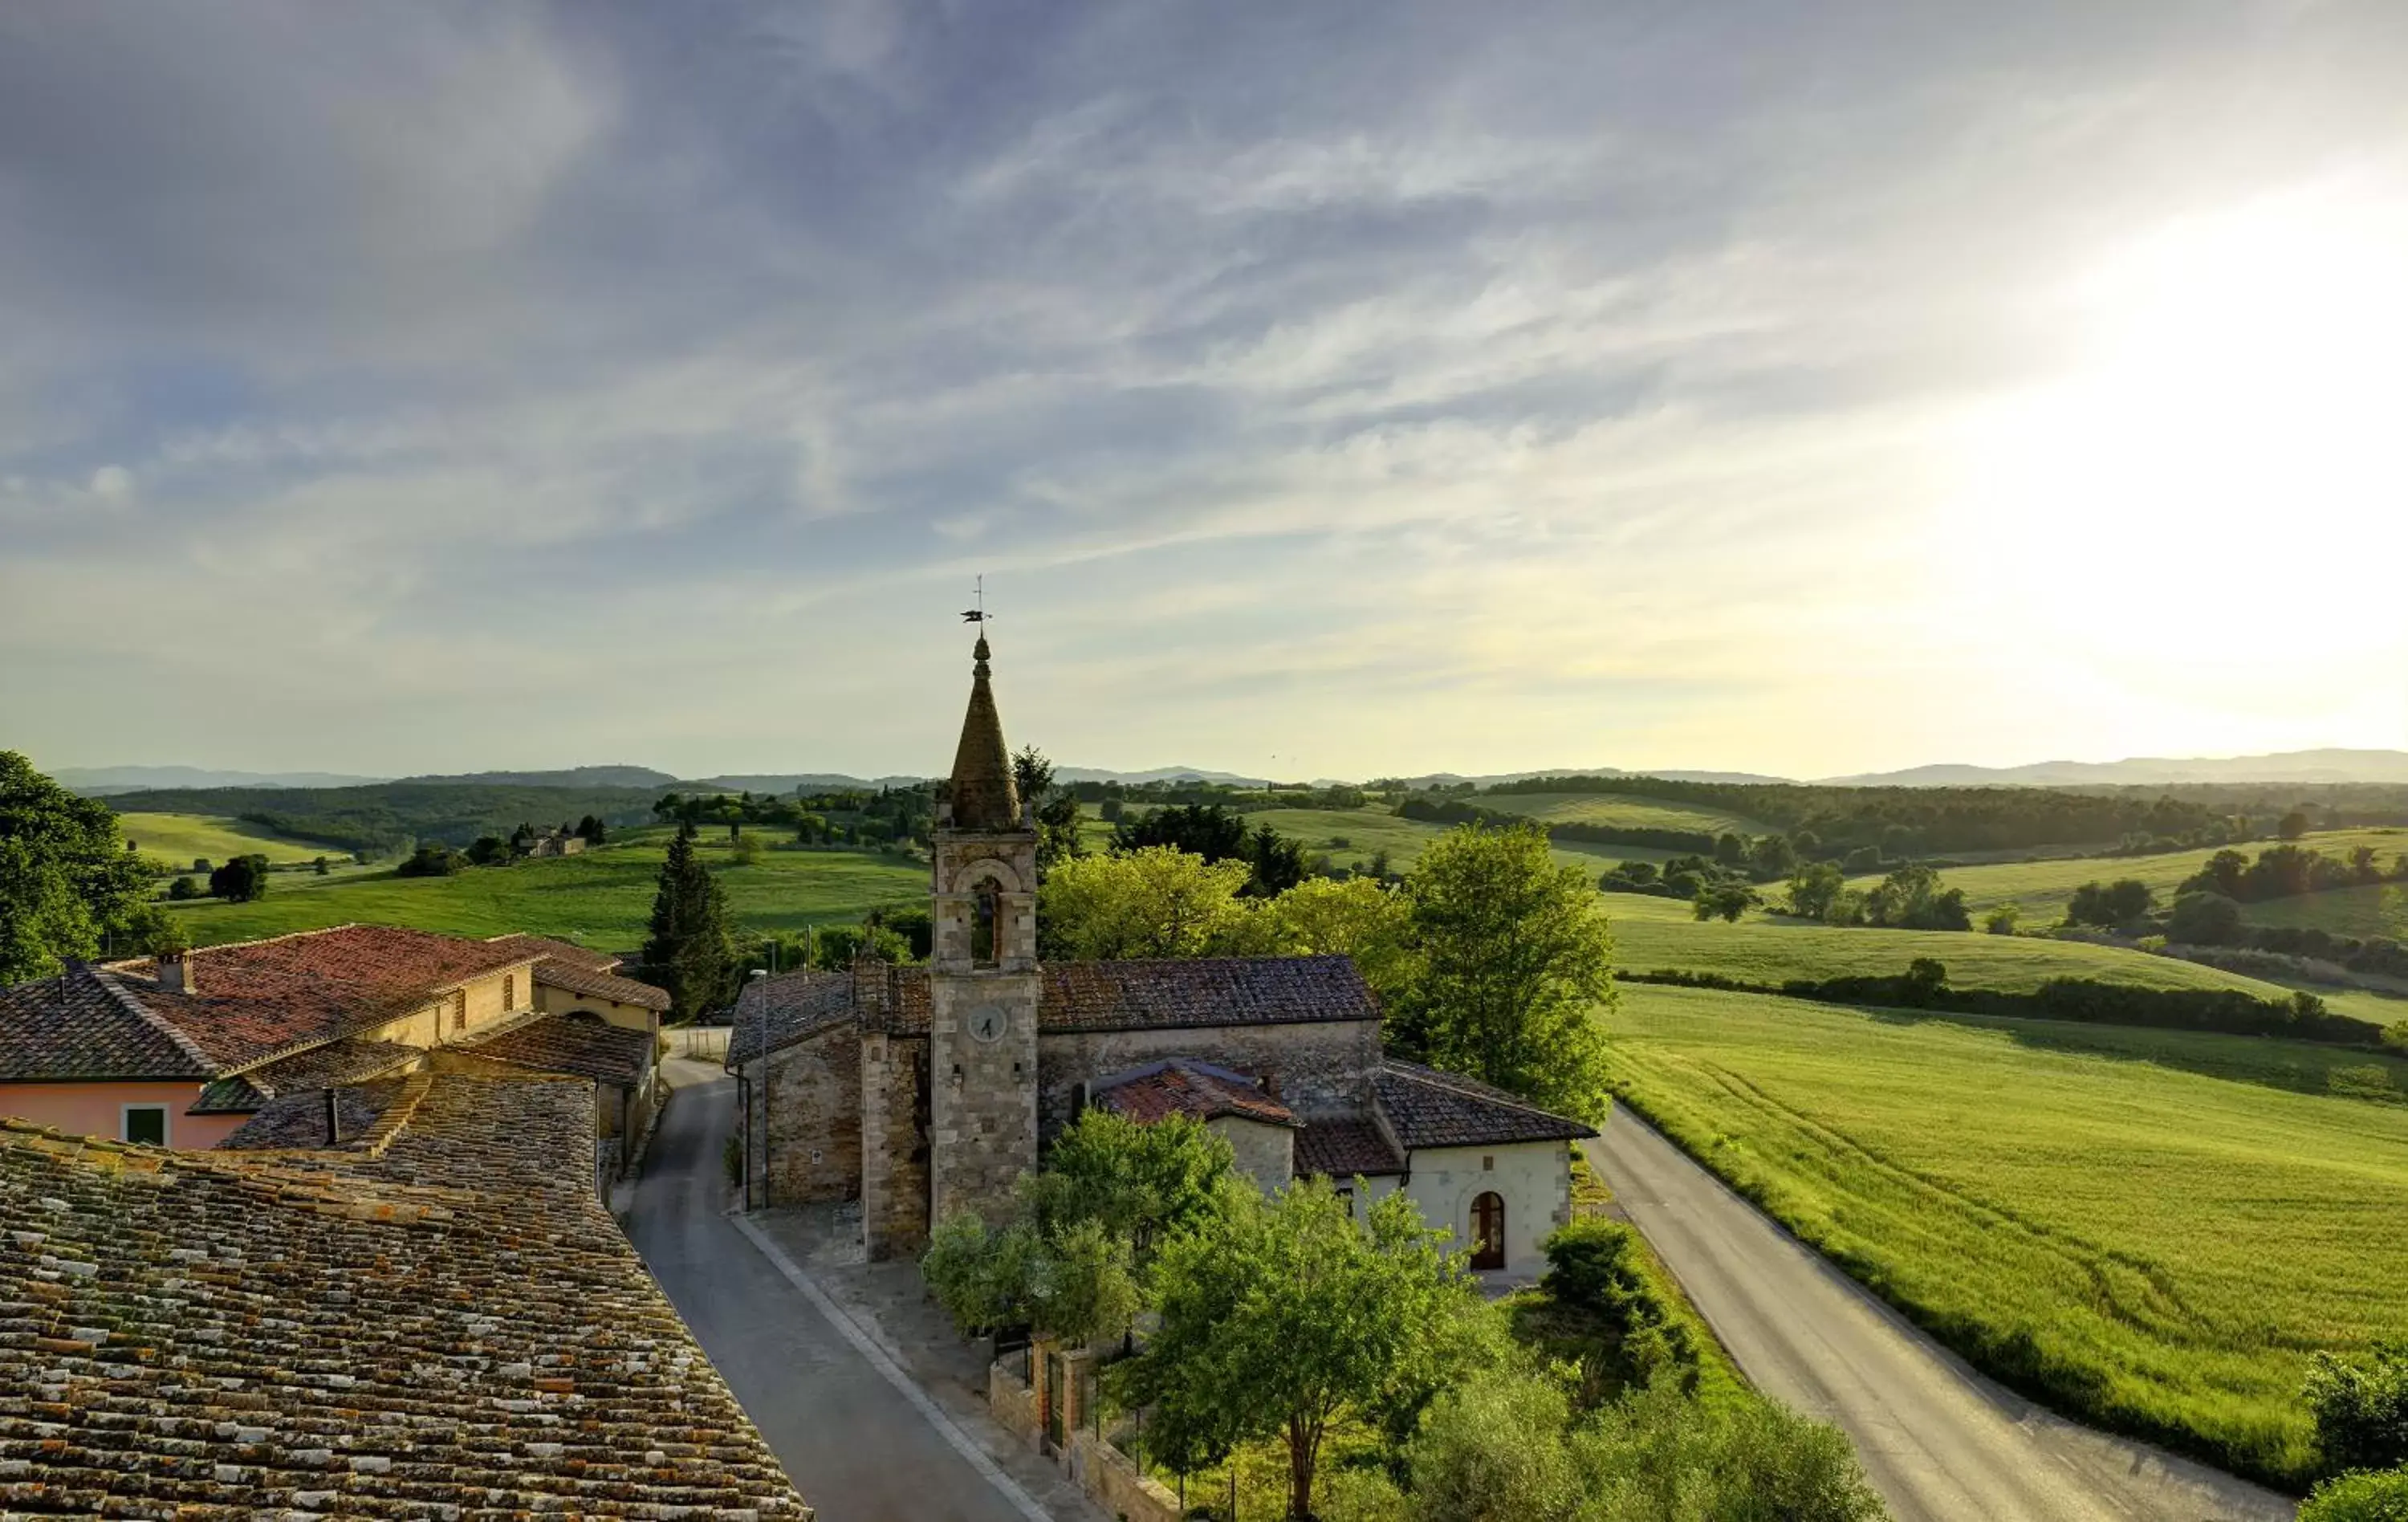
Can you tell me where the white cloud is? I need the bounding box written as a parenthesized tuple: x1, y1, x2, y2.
(87, 465, 132, 499)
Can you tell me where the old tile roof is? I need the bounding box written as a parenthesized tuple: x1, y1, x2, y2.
(188, 1036, 423, 1115)
(528, 955, 673, 1013)
(218, 1075, 408, 1148)
(1039, 956, 1378, 1033)
(460, 1012, 657, 1089)
(1092, 1060, 1298, 1128)
(1295, 1118, 1407, 1178)
(1373, 1060, 1596, 1150)
(0, 1073, 809, 1515)
(730, 969, 859, 1064)
(485, 933, 621, 973)
(0, 964, 213, 1082)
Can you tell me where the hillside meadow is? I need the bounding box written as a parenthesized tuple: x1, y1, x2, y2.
(1848, 828, 2408, 922)
(1475, 789, 1772, 837)
(2242, 880, 2408, 939)
(117, 812, 345, 870)
(165, 830, 927, 951)
(1599, 982, 2408, 1487)
(1078, 803, 1665, 876)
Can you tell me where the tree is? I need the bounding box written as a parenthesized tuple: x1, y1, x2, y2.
(2297, 1467, 2408, 1521)
(1693, 883, 1755, 922)
(508, 821, 537, 855)
(1037, 847, 1267, 960)
(1120, 1180, 1478, 1520)
(1747, 833, 1798, 882)
(1021, 1109, 1237, 1276)
(1841, 845, 1882, 874)
(576, 814, 607, 846)
(1247, 821, 1308, 897)
(1785, 861, 1848, 920)
(809, 922, 909, 969)
(2169, 891, 2246, 946)
(466, 834, 510, 867)
(2281, 808, 2313, 841)
(2307, 1341, 2408, 1477)
(1983, 902, 2022, 935)
(1712, 832, 1751, 869)
(396, 844, 463, 877)
(167, 875, 201, 901)
(1264, 877, 1416, 1011)
(2065, 877, 2156, 929)
(642, 821, 738, 1020)
(0, 753, 157, 982)
(1111, 802, 1250, 862)
(312, 856, 331, 877)
(1012, 747, 1087, 875)
(208, 854, 270, 904)
(1398, 823, 1613, 1122)
(1861, 864, 1971, 931)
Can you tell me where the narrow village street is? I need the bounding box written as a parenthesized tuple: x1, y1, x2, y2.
(628, 1056, 1091, 1522)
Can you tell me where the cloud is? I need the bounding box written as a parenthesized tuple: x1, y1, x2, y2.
(2, 1, 2404, 778)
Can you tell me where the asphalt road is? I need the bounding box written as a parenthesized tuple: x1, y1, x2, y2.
(1588, 1114, 2298, 1522)
(627, 1058, 1043, 1522)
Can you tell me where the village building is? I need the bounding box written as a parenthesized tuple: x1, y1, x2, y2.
(0, 926, 667, 1178)
(730, 635, 1595, 1273)
(0, 1066, 810, 1516)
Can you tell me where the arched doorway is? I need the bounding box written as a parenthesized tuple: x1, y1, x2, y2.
(1470, 1191, 1506, 1270)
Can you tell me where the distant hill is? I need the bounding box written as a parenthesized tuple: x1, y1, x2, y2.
(1384, 767, 1793, 789)
(1822, 748, 2408, 788)
(1054, 765, 1275, 787)
(680, 773, 930, 795)
(57, 765, 389, 796)
(401, 766, 681, 790)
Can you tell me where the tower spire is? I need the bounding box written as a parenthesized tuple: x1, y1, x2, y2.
(948, 628, 1019, 831)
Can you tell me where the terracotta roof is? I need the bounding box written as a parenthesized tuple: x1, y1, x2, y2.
(529, 955, 672, 1012)
(1373, 1060, 1596, 1150)
(1039, 955, 1378, 1032)
(730, 968, 858, 1064)
(461, 1012, 657, 1088)
(1092, 1060, 1297, 1128)
(1295, 1118, 1407, 1178)
(486, 933, 623, 973)
(0, 964, 212, 1082)
(0, 1074, 809, 1516)
(189, 1036, 422, 1114)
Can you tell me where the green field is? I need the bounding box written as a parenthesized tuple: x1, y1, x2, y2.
(1848, 828, 2408, 923)
(1602, 982, 2408, 1487)
(1601, 892, 2321, 999)
(1477, 790, 1771, 837)
(1082, 804, 1666, 877)
(166, 830, 927, 951)
(2242, 881, 2408, 940)
(116, 812, 344, 870)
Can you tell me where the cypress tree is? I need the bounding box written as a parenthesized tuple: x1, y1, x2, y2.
(643, 821, 736, 1021)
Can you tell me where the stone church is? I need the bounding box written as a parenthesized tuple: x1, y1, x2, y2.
(729, 635, 1594, 1273)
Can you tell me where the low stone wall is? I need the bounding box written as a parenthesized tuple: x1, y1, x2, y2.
(988, 1357, 1043, 1447)
(1067, 1432, 1182, 1522)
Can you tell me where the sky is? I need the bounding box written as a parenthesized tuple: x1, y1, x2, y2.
(3, 1, 2405, 784)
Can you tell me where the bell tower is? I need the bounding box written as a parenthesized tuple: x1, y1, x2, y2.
(927, 631, 1041, 1226)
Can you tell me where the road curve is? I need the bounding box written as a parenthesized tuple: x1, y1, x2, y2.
(1588, 1113, 2297, 1522)
(627, 1057, 1043, 1522)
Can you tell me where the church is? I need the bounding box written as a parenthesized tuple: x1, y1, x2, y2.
(727, 634, 1595, 1274)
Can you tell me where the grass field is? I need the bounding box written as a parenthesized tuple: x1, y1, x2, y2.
(1477, 790, 1771, 837)
(116, 812, 344, 870)
(1601, 892, 2321, 1000)
(1080, 804, 1668, 876)
(1848, 828, 2408, 923)
(165, 829, 927, 950)
(1601, 982, 2408, 1486)
(2242, 881, 2408, 940)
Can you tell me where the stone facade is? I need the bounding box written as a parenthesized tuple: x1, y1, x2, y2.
(1209, 1114, 1296, 1193)
(927, 824, 1041, 1229)
(859, 1032, 931, 1259)
(750, 1026, 862, 1207)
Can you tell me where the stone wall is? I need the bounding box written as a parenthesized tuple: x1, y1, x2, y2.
(860, 1033, 931, 1259)
(755, 1027, 862, 1207)
(1403, 1139, 1575, 1276)
(1067, 1434, 1182, 1522)
(1036, 1019, 1381, 1142)
(988, 1353, 1181, 1522)
(1210, 1115, 1295, 1193)
(988, 1357, 1043, 1446)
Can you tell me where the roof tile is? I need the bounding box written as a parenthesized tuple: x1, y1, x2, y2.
(1373, 1060, 1596, 1150)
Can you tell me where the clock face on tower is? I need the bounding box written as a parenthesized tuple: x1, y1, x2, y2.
(967, 1004, 1007, 1044)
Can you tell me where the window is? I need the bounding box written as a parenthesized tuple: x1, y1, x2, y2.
(1483, 1154, 1495, 1171)
(971, 880, 1000, 968)
(1470, 1191, 1506, 1271)
(122, 1105, 168, 1147)
(503, 974, 515, 1012)
(1335, 1184, 1356, 1219)
(451, 991, 467, 1031)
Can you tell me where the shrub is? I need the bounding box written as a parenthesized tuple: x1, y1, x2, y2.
(1983, 902, 2021, 935)
(2066, 877, 2156, 929)
(1409, 1369, 1581, 1522)
(2308, 1342, 2408, 1476)
(396, 844, 463, 878)
(1572, 1379, 1885, 1522)
(2386, 1023, 2408, 1056)
(2300, 1468, 2408, 1521)
(166, 876, 201, 901)
(2169, 890, 2246, 946)
(207, 854, 270, 903)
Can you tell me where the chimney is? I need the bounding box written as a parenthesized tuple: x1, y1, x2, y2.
(157, 950, 192, 995)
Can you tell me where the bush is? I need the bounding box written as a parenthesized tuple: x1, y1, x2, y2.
(207, 854, 270, 903)
(166, 876, 201, 901)
(1574, 1380, 1885, 1522)
(2308, 1342, 2408, 1476)
(1410, 1369, 1581, 1522)
(2300, 1468, 2408, 1521)
(396, 844, 464, 878)
(1983, 902, 2021, 935)
(2065, 878, 2157, 929)
(2386, 1023, 2408, 1056)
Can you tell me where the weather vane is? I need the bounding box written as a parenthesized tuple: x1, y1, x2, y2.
(962, 573, 990, 625)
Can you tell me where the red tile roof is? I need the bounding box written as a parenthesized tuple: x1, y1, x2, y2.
(0, 965, 214, 1082)
(189, 1036, 423, 1114)
(1295, 1118, 1407, 1178)
(528, 956, 671, 1012)
(1092, 1060, 1298, 1127)
(485, 933, 621, 972)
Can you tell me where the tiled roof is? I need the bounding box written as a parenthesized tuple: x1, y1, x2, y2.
(486, 933, 621, 973)
(218, 1076, 409, 1148)
(461, 1012, 657, 1088)
(190, 1035, 425, 1115)
(0, 964, 213, 1081)
(530, 955, 672, 1012)
(0, 1074, 809, 1515)
(1092, 1060, 1297, 1127)
(730, 968, 859, 1064)
(1374, 1060, 1596, 1150)
(1039, 956, 1379, 1033)
(1295, 1118, 1407, 1178)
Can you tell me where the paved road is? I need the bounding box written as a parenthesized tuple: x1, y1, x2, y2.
(1589, 1115, 2298, 1522)
(628, 1058, 1042, 1522)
